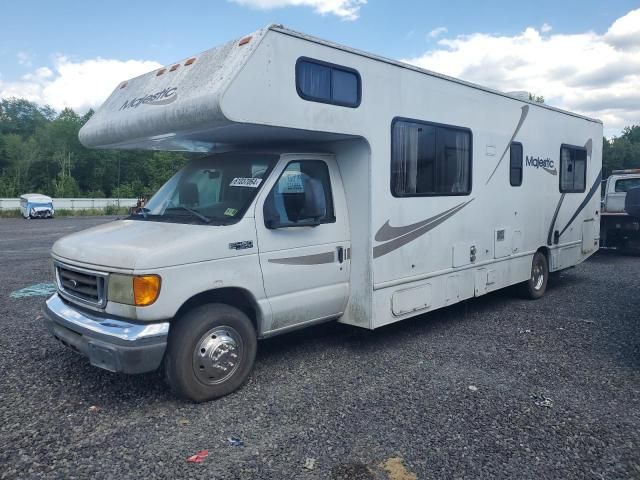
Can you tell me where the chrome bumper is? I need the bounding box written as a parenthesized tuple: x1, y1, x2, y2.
(43, 293, 169, 374)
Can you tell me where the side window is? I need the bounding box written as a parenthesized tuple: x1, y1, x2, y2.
(510, 142, 523, 186)
(560, 145, 587, 193)
(264, 160, 336, 228)
(296, 58, 361, 108)
(391, 118, 472, 196)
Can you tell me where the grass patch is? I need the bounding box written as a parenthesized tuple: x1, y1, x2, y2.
(0, 206, 131, 218)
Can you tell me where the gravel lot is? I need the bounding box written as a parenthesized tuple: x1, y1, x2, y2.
(0, 216, 639, 479)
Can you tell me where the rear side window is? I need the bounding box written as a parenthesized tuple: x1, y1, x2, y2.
(560, 145, 587, 193)
(391, 118, 472, 196)
(296, 58, 361, 108)
(510, 142, 523, 186)
(615, 178, 640, 192)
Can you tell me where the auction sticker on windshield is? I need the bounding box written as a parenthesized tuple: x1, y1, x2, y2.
(230, 177, 262, 187)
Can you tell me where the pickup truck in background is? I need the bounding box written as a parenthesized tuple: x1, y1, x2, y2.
(600, 169, 640, 253)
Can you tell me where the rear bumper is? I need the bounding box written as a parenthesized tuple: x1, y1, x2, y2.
(43, 293, 169, 374)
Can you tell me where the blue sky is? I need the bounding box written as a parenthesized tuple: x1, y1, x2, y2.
(1, 0, 639, 135)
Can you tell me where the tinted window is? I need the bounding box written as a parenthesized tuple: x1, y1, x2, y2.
(297, 61, 331, 101)
(560, 146, 587, 193)
(264, 160, 335, 228)
(615, 178, 640, 192)
(391, 119, 472, 196)
(510, 142, 523, 186)
(296, 58, 360, 108)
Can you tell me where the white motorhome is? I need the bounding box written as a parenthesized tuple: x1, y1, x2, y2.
(44, 25, 603, 402)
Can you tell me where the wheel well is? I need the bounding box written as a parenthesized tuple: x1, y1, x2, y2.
(537, 246, 551, 267)
(175, 288, 261, 333)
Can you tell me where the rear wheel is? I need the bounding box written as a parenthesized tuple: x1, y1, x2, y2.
(165, 303, 257, 402)
(520, 251, 548, 299)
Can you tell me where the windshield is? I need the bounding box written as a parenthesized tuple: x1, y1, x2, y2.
(134, 153, 278, 225)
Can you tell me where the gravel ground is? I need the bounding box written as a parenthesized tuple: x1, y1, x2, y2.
(0, 216, 639, 479)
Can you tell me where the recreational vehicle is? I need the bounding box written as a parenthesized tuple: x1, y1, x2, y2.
(43, 25, 603, 402)
(20, 193, 54, 219)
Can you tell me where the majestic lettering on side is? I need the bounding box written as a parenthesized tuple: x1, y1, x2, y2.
(119, 87, 178, 111)
(526, 156, 557, 175)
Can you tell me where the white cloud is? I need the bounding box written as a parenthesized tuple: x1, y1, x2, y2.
(16, 51, 33, 67)
(402, 8, 640, 137)
(541, 23, 552, 33)
(230, 0, 366, 20)
(0, 56, 161, 113)
(428, 27, 448, 38)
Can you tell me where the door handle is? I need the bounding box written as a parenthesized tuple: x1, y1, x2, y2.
(336, 246, 344, 264)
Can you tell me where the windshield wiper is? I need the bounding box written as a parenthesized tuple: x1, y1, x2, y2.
(166, 206, 211, 224)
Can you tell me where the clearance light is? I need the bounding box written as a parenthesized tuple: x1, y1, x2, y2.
(170, 64, 180, 72)
(239, 36, 252, 46)
(184, 58, 196, 66)
(133, 275, 162, 306)
(119, 82, 128, 89)
(156, 68, 166, 76)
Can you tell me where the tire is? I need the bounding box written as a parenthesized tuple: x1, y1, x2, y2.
(520, 251, 548, 300)
(165, 303, 257, 402)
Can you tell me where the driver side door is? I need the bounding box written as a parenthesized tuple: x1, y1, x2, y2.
(255, 156, 350, 334)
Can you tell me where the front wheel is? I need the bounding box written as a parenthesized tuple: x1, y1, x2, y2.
(164, 303, 257, 402)
(520, 251, 548, 299)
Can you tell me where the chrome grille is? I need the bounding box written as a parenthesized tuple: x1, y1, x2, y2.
(55, 263, 107, 308)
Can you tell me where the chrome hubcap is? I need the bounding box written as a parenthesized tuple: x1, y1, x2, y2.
(192, 326, 242, 385)
(532, 261, 545, 290)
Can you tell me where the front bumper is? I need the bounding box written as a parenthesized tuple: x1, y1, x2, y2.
(43, 293, 169, 374)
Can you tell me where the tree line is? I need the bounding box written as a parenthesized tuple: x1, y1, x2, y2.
(0, 98, 190, 198)
(0, 97, 638, 198)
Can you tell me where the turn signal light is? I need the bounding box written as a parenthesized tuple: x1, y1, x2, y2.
(133, 275, 161, 306)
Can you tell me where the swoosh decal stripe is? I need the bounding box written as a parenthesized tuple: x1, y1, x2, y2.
(375, 202, 469, 242)
(373, 199, 474, 258)
(268, 251, 335, 265)
(558, 168, 602, 238)
(547, 193, 566, 246)
(486, 105, 529, 185)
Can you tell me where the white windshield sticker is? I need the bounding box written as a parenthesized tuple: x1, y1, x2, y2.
(230, 177, 262, 188)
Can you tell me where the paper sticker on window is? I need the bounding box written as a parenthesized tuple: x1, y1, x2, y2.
(224, 208, 238, 216)
(230, 177, 262, 188)
(279, 172, 305, 193)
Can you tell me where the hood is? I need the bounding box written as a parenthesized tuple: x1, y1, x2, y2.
(52, 218, 257, 270)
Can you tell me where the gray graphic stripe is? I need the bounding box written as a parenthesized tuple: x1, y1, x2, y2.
(486, 105, 529, 185)
(375, 202, 469, 242)
(547, 193, 566, 246)
(373, 199, 474, 258)
(268, 251, 335, 265)
(146, 95, 178, 106)
(558, 168, 602, 237)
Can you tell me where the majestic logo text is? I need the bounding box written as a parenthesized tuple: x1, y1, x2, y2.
(119, 87, 177, 110)
(526, 156, 557, 176)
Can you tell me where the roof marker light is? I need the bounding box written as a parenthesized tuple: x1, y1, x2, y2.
(156, 68, 166, 76)
(170, 64, 180, 72)
(184, 58, 196, 66)
(239, 36, 252, 46)
(119, 82, 128, 89)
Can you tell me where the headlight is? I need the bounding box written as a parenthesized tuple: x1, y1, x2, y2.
(108, 274, 161, 306)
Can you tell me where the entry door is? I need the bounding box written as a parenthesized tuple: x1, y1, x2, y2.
(255, 157, 350, 332)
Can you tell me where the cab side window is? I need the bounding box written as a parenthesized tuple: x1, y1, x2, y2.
(264, 160, 335, 228)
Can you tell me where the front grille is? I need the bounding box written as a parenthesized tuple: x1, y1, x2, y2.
(56, 263, 107, 308)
